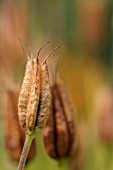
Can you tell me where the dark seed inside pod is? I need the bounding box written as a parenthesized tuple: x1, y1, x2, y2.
(43, 83, 76, 159)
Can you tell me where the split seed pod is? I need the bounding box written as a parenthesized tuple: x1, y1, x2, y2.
(4, 88, 36, 162)
(18, 40, 52, 133)
(36, 62, 51, 128)
(43, 82, 76, 159)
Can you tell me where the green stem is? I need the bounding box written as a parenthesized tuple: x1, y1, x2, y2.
(17, 132, 35, 170)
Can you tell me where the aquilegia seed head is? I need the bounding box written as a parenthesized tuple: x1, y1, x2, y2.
(18, 40, 53, 133)
(43, 82, 76, 159)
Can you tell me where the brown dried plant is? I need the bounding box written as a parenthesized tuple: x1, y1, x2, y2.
(17, 41, 63, 170)
(18, 41, 51, 133)
(43, 81, 77, 166)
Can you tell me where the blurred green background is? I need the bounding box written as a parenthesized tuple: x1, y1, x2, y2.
(0, 0, 113, 170)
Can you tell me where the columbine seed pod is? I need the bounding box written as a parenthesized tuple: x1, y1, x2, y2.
(18, 41, 51, 132)
(36, 62, 51, 128)
(57, 82, 75, 149)
(43, 82, 76, 159)
(4, 88, 36, 162)
(26, 58, 41, 131)
(18, 57, 34, 129)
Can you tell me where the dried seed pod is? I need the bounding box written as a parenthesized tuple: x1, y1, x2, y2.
(18, 40, 65, 133)
(43, 82, 76, 159)
(18, 55, 41, 131)
(36, 62, 51, 129)
(36, 45, 64, 129)
(43, 105, 55, 158)
(26, 59, 40, 131)
(18, 41, 51, 132)
(4, 88, 36, 162)
(18, 58, 34, 129)
(57, 83, 75, 152)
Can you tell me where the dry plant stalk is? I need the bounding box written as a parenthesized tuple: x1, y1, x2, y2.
(4, 88, 36, 163)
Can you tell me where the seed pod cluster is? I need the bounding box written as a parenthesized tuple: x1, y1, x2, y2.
(43, 82, 76, 159)
(4, 88, 36, 162)
(18, 46, 51, 132)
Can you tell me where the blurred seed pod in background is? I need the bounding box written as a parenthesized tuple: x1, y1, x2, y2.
(3, 87, 36, 163)
(43, 81, 76, 159)
(71, 139, 81, 170)
(94, 86, 113, 143)
(0, 0, 29, 80)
